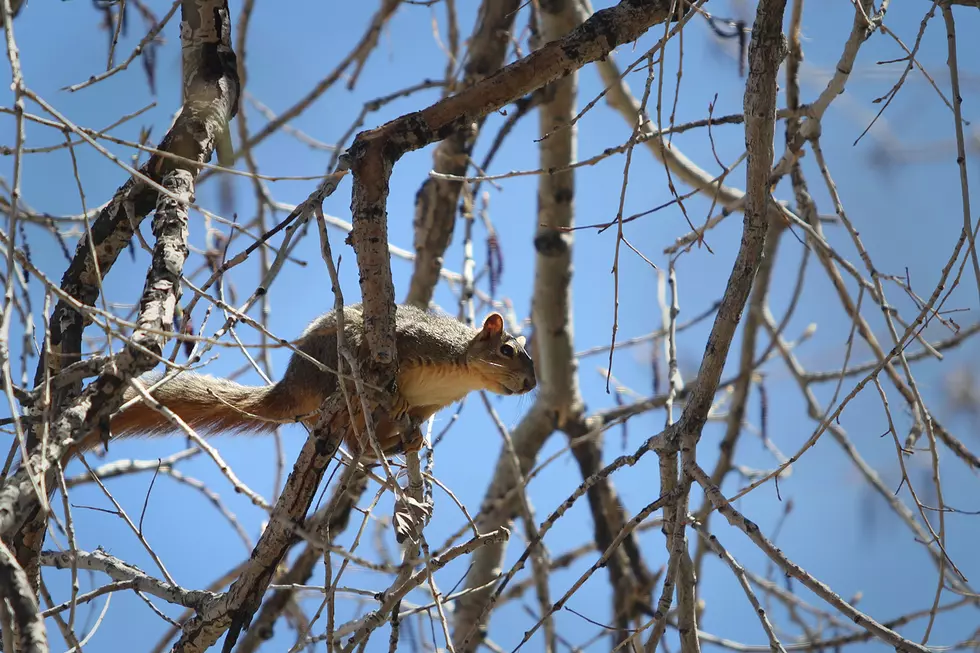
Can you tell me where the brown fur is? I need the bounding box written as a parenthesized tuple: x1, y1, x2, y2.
(77, 303, 536, 459)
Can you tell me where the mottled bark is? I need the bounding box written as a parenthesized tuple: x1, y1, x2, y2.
(1, 168, 197, 550)
(34, 0, 239, 398)
(0, 4, 239, 641)
(0, 539, 45, 652)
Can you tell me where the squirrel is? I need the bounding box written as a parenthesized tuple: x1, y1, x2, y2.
(73, 303, 537, 459)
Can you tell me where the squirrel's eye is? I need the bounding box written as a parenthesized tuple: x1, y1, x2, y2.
(500, 344, 515, 358)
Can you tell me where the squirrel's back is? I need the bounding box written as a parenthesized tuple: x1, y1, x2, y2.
(300, 303, 480, 361)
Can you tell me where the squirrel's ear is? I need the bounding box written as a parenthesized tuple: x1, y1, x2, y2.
(478, 313, 504, 340)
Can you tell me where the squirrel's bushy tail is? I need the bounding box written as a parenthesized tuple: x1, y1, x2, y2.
(108, 372, 304, 440)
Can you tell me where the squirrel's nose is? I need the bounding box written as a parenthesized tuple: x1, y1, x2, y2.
(522, 377, 536, 392)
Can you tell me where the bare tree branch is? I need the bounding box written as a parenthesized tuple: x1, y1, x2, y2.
(406, 0, 522, 308)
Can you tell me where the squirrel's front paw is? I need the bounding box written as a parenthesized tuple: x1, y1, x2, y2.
(379, 426, 425, 458)
(401, 426, 425, 453)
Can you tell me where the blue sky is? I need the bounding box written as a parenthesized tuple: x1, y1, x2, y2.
(1, 0, 979, 651)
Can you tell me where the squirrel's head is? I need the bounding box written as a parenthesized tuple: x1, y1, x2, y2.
(466, 313, 537, 396)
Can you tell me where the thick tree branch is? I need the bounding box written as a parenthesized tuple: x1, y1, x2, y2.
(172, 395, 350, 652)
(0, 5, 238, 639)
(0, 167, 196, 538)
(32, 0, 239, 397)
(232, 468, 368, 652)
(406, 0, 521, 308)
(669, 2, 787, 650)
(349, 0, 683, 366)
(4, 0, 238, 525)
(674, 0, 786, 448)
(0, 538, 45, 653)
(447, 3, 689, 647)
